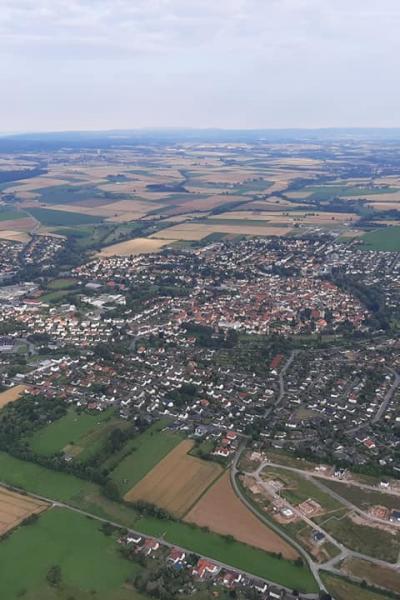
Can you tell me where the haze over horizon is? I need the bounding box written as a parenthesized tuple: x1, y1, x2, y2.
(1, 0, 400, 132)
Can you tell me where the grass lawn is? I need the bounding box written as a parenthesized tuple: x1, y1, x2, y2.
(29, 408, 118, 458)
(0, 508, 143, 600)
(322, 572, 393, 600)
(47, 278, 77, 290)
(136, 516, 317, 593)
(27, 207, 104, 226)
(40, 289, 79, 304)
(360, 226, 400, 251)
(110, 420, 183, 494)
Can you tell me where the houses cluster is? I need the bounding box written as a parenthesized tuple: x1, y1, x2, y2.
(118, 533, 301, 599)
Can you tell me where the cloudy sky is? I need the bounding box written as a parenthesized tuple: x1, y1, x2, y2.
(1, 0, 400, 131)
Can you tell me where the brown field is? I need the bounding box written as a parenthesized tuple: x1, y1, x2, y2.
(0, 217, 36, 231)
(0, 486, 48, 535)
(213, 210, 359, 225)
(0, 230, 30, 243)
(151, 223, 292, 240)
(340, 192, 400, 203)
(98, 237, 174, 257)
(286, 191, 314, 199)
(367, 202, 400, 211)
(185, 472, 298, 559)
(124, 440, 222, 517)
(342, 558, 400, 594)
(0, 385, 28, 409)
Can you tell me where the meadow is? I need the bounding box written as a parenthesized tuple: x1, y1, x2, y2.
(0, 508, 143, 600)
(29, 408, 119, 459)
(360, 226, 400, 251)
(110, 421, 183, 494)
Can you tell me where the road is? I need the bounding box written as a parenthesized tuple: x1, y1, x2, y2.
(265, 350, 299, 418)
(230, 445, 326, 593)
(0, 478, 319, 600)
(372, 367, 400, 424)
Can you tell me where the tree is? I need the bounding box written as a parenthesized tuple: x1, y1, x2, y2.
(46, 565, 62, 587)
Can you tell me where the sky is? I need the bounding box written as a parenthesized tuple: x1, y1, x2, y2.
(1, 0, 400, 132)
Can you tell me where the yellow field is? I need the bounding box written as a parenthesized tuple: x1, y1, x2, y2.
(152, 223, 292, 240)
(0, 384, 27, 409)
(98, 237, 174, 257)
(0, 230, 30, 243)
(213, 210, 359, 225)
(124, 439, 222, 517)
(0, 486, 48, 535)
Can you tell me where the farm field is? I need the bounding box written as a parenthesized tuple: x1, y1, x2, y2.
(0, 230, 30, 242)
(0, 209, 27, 221)
(0, 508, 143, 600)
(322, 573, 393, 600)
(0, 451, 317, 591)
(185, 472, 298, 559)
(26, 207, 104, 226)
(0, 485, 48, 535)
(110, 420, 183, 494)
(98, 236, 174, 256)
(342, 558, 400, 594)
(360, 226, 400, 251)
(29, 408, 120, 459)
(212, 210, 359, 225)
(0, 384, 27, 409)
(124, 439, 222, 517)
(151, 222, 292, 241)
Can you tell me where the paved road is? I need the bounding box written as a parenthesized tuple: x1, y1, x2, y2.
(0, 479, 319, 600)
(372, 367, 400, 424)
(265, 350, 299, 418)
(230, 445, 326, 593)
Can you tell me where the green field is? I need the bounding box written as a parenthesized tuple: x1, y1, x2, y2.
(135, 515, 317, 593)
(47, 278, 77, 290)
(0, 209, 27, 221)
(0, 508, 144, 600)
(262, 467, 343, 512)
(305, 185, 398, 201)
(27, 207, 104, 226)
(40, 289, 79, 304)
(322, 573, 393, 600)
(315, 513, 399, 563)
(0, 452, 317, 591)
(36, 184, 105, 205)
(360, 226, 400, 251)
(321, 479, 400, 512)
(110, 420, 183, 494)
(29, 408, 119, 458)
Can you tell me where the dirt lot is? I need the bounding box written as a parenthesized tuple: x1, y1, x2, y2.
(0, 385, 27, 409)
(98, 237, 175, 257)
(124, 440, 222, 517)
(0, 486, 48, 535)
(185, 472, 298, 559)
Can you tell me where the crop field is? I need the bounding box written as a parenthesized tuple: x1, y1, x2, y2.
(27, 207, 104, 226)
(125, 439, 222, 517)
(0, 209, 27, 221)
(213, 210, 359, 225)
(0, 230, 30, 242)
(151, 222, 292, 240)
(0, 216, 36, 231)
(0, 384, 27, 409)
(110, 420, 183, 494)
(29, 408, 119, 459)
(98, 237, 174, 256)
(343, 558, 400, 594)
(0, 486, 48, 535)
(360, 226, 400, 251)
(185, 472, 298, 559)
(0, 508, 144, 600)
